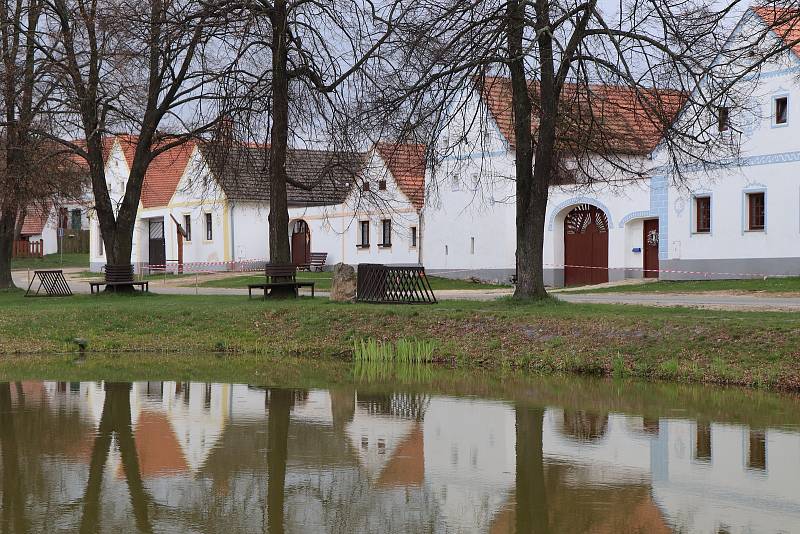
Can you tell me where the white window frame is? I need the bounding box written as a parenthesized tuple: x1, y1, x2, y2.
(183, 213, 192, 242)
(690, 194, 713, 235)
(742, 188, 767, 233)
(772, 94, 789, 128)
(379, 219, 392, 248)
(410, 226, 417, 248)
(204, 212, 213, 241)
(357, 220, 370, 248)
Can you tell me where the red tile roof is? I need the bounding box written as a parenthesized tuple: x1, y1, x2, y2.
(116, 136, 196, 208)
(753, 6, 800, 57)
(478, 77, 686, 156)
(19, 207, 49, 236)
(374, 142, 426, 210)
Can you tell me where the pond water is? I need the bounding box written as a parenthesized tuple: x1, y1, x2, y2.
(1, 367, 800, 533)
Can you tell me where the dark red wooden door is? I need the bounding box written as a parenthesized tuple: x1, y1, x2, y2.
(643, 219, 660, 278)
(291, 220, 311, 266)
(564, 205, 609, 286)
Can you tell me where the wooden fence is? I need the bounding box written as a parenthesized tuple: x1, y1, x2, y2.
(58, 229, 90, 254)
(13, 239, 43, 258)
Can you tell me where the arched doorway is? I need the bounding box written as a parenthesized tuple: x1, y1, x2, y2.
(290, 219, 311, 267)
(564, 204, 608, 286)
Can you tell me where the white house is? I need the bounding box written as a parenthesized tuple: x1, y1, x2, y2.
(421, 7, 800, 286)
(88, 137, 425, 273)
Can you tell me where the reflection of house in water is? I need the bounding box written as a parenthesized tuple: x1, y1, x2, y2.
(7, 381, 800, 533)
(541, 409, 800, 533)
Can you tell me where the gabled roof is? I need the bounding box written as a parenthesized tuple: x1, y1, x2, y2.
(478, 77, 686, 156)
(752, 6, 800, 58)
(116, 135, 196, 209)
(19, 207, 49, 236)
(199, 143, 364, 206)
(374, 143, 427, 210)
(67, 137, 118, 168)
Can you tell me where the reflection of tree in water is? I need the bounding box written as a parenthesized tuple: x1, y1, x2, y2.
(1, 382, 29, 533)
(80, 382, 152, 534)
(356, 392, 430, 421)
(516, 405, 549, 534)
(560, 410, 609, 442)
(266, 388, 293, 534)
(511, 404, 671, 534)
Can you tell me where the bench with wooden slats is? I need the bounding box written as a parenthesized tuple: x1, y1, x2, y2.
(296, 252, 328, 272)
(89, 264, 149, 294)
(248, 264, 315, 298)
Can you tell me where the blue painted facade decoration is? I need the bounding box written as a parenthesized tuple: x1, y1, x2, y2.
(650, 175, 669, 260)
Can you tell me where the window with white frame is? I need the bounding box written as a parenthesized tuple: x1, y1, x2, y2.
(358, 220, 370, 247)
(205, 213, 213, 240)
(774, 96, 788, 126)
(746, 192, 765, 231)
(183, 214, 192, 242)
(450, 174, 460, 192)
(410, 226, 417, 248)
(694, 196, 711, 233)
(380, 219, 392, 247)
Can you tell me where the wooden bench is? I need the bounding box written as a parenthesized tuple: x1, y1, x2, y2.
(90, 280, 149, 294)
(297, 252, 328, 272)
(90, 264, 149, 294)
(248, 264, 315, 299)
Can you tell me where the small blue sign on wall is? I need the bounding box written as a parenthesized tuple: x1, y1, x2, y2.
(632, 247, 642, 253)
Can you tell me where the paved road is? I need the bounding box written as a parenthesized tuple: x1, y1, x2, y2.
(12, 270, 800, 310)
(556, 292, 800, 311)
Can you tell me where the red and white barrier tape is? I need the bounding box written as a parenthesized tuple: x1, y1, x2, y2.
(138, 259, 791, 279)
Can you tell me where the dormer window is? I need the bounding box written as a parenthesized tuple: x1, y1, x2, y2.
(717, 106, 730, 132)
(774, 96, 788, 125)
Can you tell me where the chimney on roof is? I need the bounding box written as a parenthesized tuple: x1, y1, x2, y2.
(214, 115, 235, 144)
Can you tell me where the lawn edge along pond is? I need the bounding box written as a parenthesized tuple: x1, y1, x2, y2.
(1, 290, 799, 391)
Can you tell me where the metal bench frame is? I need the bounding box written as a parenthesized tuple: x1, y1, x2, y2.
(25, 270, 73, 297)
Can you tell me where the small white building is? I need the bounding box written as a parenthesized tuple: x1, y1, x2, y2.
(17, 199, 91, 257)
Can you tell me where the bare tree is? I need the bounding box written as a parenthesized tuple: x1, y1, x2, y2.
(0, 0, 85, 289)
(36, 0, 246, 285)
(369, 0, 800, 298)
(218, 0, 402, 280)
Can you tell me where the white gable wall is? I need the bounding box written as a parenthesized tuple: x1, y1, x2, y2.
(422, 90, 518, 283)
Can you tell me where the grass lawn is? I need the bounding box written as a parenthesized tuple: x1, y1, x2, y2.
(575, 277, 800, 294)
(11, 252, 89, 271)
(1, 290, 799, 390)
(198, 271, 510, 291)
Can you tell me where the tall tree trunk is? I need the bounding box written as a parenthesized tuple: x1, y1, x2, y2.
(268, 0, 292, 272)
(266, 388, 291, 534)
(515, 405, 549, 533)
(0, 208, 15, 289)
(508, 0, 549, 299)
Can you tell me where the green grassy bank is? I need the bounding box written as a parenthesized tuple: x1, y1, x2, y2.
(1, 290, 799, 390)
